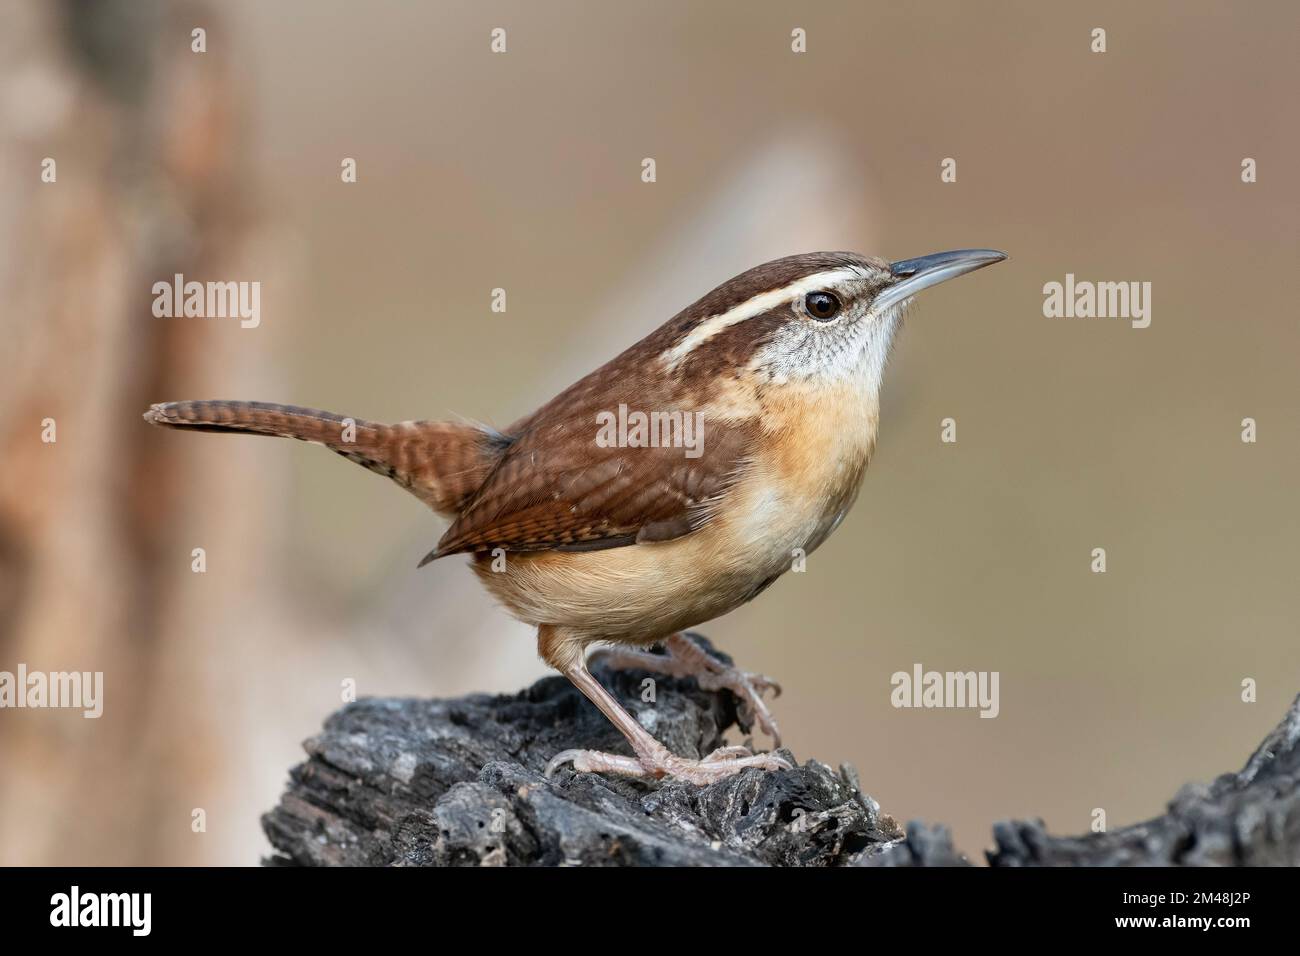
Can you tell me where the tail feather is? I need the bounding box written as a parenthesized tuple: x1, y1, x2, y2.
(144, 400, 506, 516)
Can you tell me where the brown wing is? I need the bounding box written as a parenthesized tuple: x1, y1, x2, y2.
(425, 408, 753, 561)
(422, 252, 835, 562)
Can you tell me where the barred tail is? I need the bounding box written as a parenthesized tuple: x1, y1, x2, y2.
(143, 400, 505, 516)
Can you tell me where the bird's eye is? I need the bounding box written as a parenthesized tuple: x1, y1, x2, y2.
(804, 291, 841, 321)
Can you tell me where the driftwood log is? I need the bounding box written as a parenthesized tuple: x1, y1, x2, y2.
(262, 638, 1300, 866)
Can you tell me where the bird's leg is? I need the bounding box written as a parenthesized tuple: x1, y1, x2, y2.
(588, 631, 784, 746)
(544, 659, 791, 785)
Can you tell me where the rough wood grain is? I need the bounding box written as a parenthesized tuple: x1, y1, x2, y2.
(262, 642, 1300, 867)
(980, 694, 1300, 867)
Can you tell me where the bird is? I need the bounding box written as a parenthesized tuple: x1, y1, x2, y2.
(144, 248, 1006, 784)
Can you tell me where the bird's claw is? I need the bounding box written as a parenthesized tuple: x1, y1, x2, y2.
(696, 669, 784, 746)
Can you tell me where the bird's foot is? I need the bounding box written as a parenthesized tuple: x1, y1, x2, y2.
(693, 663, 783, 747)
(665, 632, 784, 746)
(545, 743, 792, 785)
(588, 631, 785, 746)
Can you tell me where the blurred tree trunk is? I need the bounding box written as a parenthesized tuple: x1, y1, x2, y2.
(0, 0, 279, 865)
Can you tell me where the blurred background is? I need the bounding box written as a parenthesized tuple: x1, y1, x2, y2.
(1, 0, 1297, 865)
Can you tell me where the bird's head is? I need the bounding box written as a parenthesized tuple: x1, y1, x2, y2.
(658, 249, 1006, 399)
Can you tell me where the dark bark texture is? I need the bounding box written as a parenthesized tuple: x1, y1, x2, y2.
(262, 641, 1300, 867)
(981, 694, 1300, 867)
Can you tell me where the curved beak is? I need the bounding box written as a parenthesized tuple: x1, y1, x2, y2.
(873, 248, 1007, 315)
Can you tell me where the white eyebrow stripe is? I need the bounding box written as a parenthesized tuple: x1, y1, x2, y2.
(660, 266, 862, 369)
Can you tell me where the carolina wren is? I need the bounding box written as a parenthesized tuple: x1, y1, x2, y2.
(145, 248, 1005, 784)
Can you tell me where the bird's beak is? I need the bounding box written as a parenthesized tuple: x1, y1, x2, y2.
(873, 248, 1007, 315)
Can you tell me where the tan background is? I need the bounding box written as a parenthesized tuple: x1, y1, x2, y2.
(1, 0, 1297, 864)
